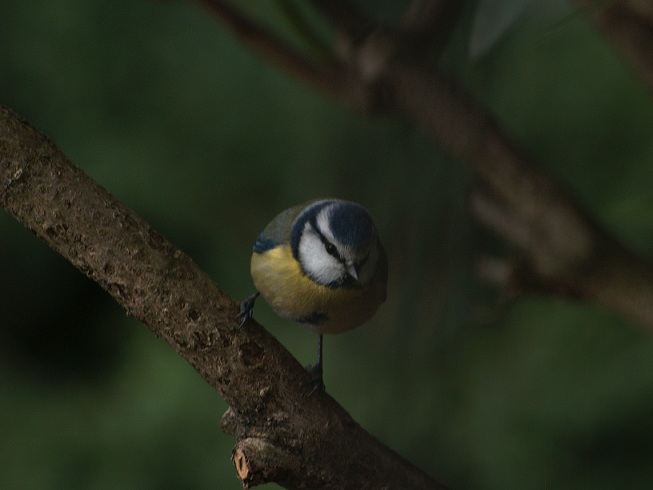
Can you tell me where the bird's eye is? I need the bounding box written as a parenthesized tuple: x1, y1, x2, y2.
(324, 242, 338, 257)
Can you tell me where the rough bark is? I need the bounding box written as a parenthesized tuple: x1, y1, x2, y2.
(0, 104, 448, 489)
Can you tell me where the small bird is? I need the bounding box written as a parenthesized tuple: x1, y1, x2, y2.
(238, 199, 387, 391)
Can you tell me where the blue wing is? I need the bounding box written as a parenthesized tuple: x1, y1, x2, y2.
(253, 234, 279, 254)
(252, 202, 308, 255)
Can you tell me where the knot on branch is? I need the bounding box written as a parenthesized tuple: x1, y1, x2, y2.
(232, 437, 300, 488)
(1, 164, 26, 197)
(346, 27, 398, 83)
(470, 187, 595, 279)
(334, 26, 400, 113)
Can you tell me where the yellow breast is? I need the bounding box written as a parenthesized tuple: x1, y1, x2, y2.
(251, 244, 385, 334)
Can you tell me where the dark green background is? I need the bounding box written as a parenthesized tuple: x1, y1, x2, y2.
(2, 1, 653, 489)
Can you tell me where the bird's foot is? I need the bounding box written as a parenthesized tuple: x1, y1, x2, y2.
(236, 292, 260, 327)
(305, 363, 325, 395)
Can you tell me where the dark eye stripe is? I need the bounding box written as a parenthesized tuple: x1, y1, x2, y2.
(320, 235, 341, 260)
(309, 216, 342, 261)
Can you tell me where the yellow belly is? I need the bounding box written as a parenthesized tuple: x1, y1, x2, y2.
(250, 244, 385, 334)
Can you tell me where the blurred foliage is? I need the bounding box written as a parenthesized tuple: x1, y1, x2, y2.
(2, 0, 653, 489)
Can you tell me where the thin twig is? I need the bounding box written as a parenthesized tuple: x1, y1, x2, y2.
(401, 0, 465, 59)
(195, 0, 370, 109)
(575, 0, 653, 94)
(307, 0, 371, 41)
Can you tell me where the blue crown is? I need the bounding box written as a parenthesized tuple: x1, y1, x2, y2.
(328, 201, 374, 252)
(291, 200, 375, 258)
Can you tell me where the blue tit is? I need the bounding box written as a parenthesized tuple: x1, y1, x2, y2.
(238, 199, 387, 390)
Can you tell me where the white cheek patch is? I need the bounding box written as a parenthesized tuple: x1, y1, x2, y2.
(311, 205, 380, 287)
(315, 204, 355, 256)
(298, 224, 345, 285)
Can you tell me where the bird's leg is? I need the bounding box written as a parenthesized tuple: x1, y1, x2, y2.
(236, 292, 260, 327)
(306, 334, 325, 393)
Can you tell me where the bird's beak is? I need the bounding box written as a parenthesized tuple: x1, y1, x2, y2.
(347, 262, 359, 281)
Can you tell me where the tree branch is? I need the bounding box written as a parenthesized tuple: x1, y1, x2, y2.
(0, 104, 448, 488)
(195, 0, 373, 111)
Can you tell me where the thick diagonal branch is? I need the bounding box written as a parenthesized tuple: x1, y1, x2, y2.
(0, 105, 448, 489)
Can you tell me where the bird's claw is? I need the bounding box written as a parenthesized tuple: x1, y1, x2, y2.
(236, 292, 260, 327)
(305, 363, 325, 395)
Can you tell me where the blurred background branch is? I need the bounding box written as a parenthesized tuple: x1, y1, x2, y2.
(575, 0, 653, 94)
(400, 0, 466, 60)
(197, 0, 653, 331)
